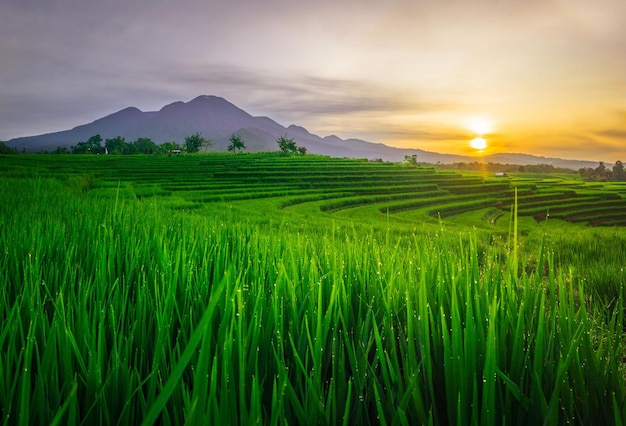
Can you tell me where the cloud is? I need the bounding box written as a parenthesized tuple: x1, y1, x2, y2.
(1, 0, 625, 158)
(137, 64, 455, 123)
(596, 129, 626, 140)
(505, 131, 623, 162)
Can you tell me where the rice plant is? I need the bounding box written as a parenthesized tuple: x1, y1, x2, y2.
(1, 173, 624, 425)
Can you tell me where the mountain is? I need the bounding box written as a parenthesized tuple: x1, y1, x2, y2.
(7, 107, 158, 153)
(7, 95, 601, 169)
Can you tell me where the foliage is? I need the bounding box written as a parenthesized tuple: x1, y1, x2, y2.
(0, 141, 17, 154)
(579, 161, 626, 182)
(439, 162, 577, 174)
(157, 141, 181, 154)
(227, 133, 246, 154)
(71, 134, 104, 154)
(612, 160, 625, 181)
(66, 135, 183, 155)
(133, 137, 158, 154)
(105, 136, 130, 154)
(103, 136, 159, 154)
(184, 133, 213, 153)
(276, 135, 298, 155)
(404, 154, 418, 166)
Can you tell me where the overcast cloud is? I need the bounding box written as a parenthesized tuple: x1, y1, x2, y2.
(1, 0, 625, 159)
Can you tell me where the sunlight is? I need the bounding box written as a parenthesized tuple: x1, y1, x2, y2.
(470, 137, 487, 150)
(467, 117, 494, 136)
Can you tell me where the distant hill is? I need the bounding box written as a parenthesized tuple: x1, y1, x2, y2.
(7, 95, 601, 169)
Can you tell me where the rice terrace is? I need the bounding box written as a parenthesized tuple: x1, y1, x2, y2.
(1, 152, 625, 425)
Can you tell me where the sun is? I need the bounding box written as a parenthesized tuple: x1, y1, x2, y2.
(465, 116, 493, 151)
(470, 137, 487, 150)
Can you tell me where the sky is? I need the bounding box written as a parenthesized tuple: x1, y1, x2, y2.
(1, 0, 625, 161)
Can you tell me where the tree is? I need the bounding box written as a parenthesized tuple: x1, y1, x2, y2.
(404, 154, 418, 166)
(297, 146, 307, 155)
(612, 160, 625, 181)
(88, 135, 104, 154)
(0, 141, 17, 154)
(276, 135, 297, 156)
(72, 134, 104, 154)
(184, 133, 213, 153)
(158, 141, 181, 155)
(133, 137, 157, 154)
(71, 141, 90, 154)
(595, 162, 607, 180)
(227, 134, 246, 155)
(579, 167, 594, 180)
(105, 136, 130, 155)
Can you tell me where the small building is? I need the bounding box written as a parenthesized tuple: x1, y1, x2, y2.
(495, 172, 507, 177)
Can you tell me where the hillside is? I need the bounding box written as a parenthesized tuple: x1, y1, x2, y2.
(7, 95, 601, 169)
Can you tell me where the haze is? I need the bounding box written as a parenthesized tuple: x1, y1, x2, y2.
(1, 0, 625, 161)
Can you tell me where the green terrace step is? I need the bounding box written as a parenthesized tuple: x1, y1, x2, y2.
(319, 190, 449, 212)
(3, 154, 625, 227)
(516, 196, 619, 215)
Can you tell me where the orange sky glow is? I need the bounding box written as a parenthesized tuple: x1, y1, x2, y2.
(1, 0, 624, 162)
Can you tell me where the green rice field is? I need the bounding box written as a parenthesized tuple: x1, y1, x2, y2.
(1, 153, 625, 425)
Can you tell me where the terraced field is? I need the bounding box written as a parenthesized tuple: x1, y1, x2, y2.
(1, 153, 625, 425)
(4, 153, 625, 227)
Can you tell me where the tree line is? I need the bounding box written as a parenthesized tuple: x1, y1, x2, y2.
(65, 133, 214, 155)
(579, 161, 625, 182)
(32, 133, 307, 156)
(436, 161, 577, 174)
(0, 142, 17, 154)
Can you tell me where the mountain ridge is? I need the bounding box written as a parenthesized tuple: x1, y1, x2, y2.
(7, 95, 602, 169)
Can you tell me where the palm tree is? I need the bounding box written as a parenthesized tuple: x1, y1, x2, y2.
(227, 134, 246, 155)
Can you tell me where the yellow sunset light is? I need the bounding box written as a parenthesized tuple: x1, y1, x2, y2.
(467, 117, 494, 136)
(470, 137, 487, 150)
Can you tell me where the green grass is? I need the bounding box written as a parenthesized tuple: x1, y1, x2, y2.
(0, 154, 625, 425)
